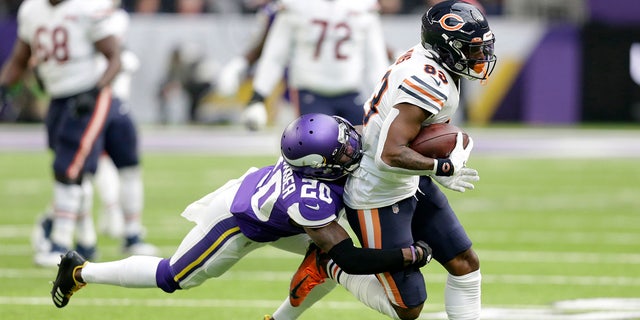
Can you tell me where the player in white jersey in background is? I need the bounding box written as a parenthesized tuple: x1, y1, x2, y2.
(283, 1, 496, 319)
(91, 1, 158, 256)
(215, 1, 278, 98)
(0, 0, 153, 267)
(241, 0, 389, 130)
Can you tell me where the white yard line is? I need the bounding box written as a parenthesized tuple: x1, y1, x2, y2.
(1, 296, 639, 320)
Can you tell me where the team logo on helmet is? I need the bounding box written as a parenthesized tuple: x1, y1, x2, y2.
(438, 13, 465, 31)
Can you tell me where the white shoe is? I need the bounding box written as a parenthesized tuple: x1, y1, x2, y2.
(34, 250, 65, 268)
(124, 242, 160, 256)
(242, 101, 267, 131)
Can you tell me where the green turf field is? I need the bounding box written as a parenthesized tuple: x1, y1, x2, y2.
(1, 151, 639, 319)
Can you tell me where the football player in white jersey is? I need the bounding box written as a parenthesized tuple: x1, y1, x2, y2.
(0, 0, 147, 267)
(284, 1, 496, 319)
(241, 0, 389, 130)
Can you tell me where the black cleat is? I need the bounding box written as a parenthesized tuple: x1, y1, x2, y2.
(51, 251, 87, 308)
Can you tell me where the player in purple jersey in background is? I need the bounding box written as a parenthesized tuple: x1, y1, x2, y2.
(50, 113, 432, 313)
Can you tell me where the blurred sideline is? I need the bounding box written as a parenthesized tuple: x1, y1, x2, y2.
(1, 124, 639, 158)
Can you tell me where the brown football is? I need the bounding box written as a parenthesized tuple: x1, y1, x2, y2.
(408, 123, 470, 158)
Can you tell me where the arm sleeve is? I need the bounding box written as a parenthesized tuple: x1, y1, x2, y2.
(327, 238, 405, 274)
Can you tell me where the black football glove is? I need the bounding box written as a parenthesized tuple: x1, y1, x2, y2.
(70, 87, 101, 117)
(411, 240, 433, 268)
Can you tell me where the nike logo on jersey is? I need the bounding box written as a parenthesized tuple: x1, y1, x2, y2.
(431, 76, 442, 86)
(305, 203, 320, 210)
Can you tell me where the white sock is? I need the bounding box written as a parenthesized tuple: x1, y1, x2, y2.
(327, 261, 400, 319)
(444, 269, 482, 320)
(95, 156, 120, 212)
(81, 255, 163, 287)
(51, 182, 83, 249)
(75, 178, 96, 247)
(95, 156, 124, 235)
(271, 281, 336, 320)
(119, 166, 144, 237)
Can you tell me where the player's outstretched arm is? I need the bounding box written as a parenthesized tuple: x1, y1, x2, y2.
(304, 221, 431, 274)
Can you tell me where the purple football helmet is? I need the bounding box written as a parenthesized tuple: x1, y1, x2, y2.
(281, 113, 362, 181)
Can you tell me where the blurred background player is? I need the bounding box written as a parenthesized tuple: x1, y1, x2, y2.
(240, 0, 389, 130)
(34, 0, 159, 259)
(278, 1, 496, 319)
(50, 113, 431, 311)
(0, 0, 123, 267)
(215, 0, 279, 98)
(92, 1, 159, 257)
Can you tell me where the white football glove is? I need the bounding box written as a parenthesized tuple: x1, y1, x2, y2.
(450, 132, 473, 171)
(242, 101, 267, 131)
(432, 167, 479, 192)
(216, 57, 248, 97)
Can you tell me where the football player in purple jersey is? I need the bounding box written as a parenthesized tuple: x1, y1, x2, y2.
(50, 113, 432, 313)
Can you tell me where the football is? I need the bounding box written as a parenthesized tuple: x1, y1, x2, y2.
(408, 123, 470, 158)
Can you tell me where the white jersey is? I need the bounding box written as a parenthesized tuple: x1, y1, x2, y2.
(344, 44, 461, 209)
(252, 0, 388, 96)
(17, 0, 117, 97)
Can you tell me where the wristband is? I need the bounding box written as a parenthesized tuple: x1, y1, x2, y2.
(410, 245, 416, 264)
(435, 158, 454, 176)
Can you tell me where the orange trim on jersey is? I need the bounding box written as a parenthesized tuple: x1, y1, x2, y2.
(378, 272, 407, 308)
(356, 209, 382, 248)
(356, 208, 408, 308)
(66, 87, 112, 180)
(402, 78, 445, 108)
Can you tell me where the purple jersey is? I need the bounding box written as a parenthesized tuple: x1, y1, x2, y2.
(230, 157, 344, 242)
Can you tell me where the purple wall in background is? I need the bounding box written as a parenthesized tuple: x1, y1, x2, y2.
(588, 0, 640, 25)
(0, 18, 18, 65)
(524, 25, 581, 124)
(493, 25, 581, 124)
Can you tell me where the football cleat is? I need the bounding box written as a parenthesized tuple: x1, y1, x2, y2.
(51, 251, 88, 308)
(289, 243, 329, 307)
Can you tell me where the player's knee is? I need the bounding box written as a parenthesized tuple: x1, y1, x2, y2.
(445, 248, 479, 276)
(393, 304, 423, 320)
(156, 258, 181, 293)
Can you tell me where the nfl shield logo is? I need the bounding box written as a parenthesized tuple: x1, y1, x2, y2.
(392, 203, 399, 214)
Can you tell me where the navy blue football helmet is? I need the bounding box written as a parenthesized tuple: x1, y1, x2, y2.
(421, 0, 497, 80)
(281, 113, 362, 181)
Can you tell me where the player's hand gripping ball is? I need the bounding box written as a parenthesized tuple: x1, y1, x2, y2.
(408, 123, 470, 159)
